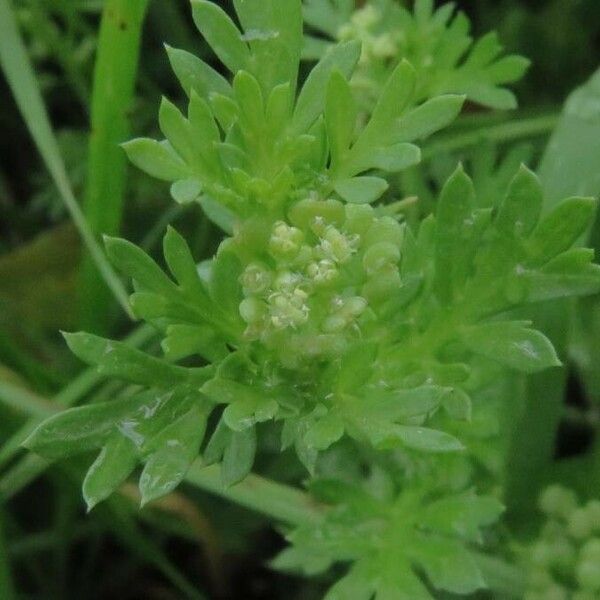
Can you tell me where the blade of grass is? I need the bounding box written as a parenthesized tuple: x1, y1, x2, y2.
(0, 0, 131, 317)
(79, 0, 150, 334)
(97, 497, 206, 600)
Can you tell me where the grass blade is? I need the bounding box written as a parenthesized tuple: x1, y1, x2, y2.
(79, 0, 150, 333)
(0, 0, 131, 317)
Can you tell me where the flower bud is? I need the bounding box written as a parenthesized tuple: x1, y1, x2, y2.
(362, 242, 400, 274)
(239, 297, 266, 324)
(351, 5, 380, 29)
(364, 216, 403, 247)
(307, 259, 338, 286)
(372, 34, 396, 58)
(288, 198, 345, 232)
(269, 289, 309, 329)
(319, 226, 360, 264)
(344, 203, 374, 236)
(240, 263, 272, 294)
(269, 221, 304, 260)
(322, 296, 367, 332)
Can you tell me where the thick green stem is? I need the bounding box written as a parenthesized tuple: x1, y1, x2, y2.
(78, 0, 149, 334)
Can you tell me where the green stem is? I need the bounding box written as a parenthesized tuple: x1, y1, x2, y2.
(422, 113, 560, 160)
(185, 463, 323, 527)
(0, 0, 131, 317)
(78, 0, 149, 333)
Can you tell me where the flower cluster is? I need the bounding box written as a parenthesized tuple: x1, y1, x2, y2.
(524, 485, 600, 600)
(337, 5, 397, 66)
(233, 197, 403, 368)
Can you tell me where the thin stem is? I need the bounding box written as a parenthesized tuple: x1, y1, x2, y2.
(185, 463, 323, 527)
(422, 113, 560, 160)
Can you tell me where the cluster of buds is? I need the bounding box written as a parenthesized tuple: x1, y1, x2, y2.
(337, 5, 397, 65)
(234, 198, 404, 367)
(523, 485, 600, 600)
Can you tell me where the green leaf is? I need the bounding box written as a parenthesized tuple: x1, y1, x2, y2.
(83, 436, 138, 511)
(375, 424, 464, 453)
(163, 226, 205, 294)
(223, 395, 278, 431)
(158, 97, 195, 165)
(221, 426, 256, 486)
(539, 67, 600, 205)
(202, 378, 255, 406)
(325, 70, 356, 171)
(188, 91, 220, 146)
(324, 562, 374, 600)
(304, 413, 344, 451)
(162, 324, 228, 363)
(486, 55, 531, 83)
(23, 393, 151, 459)
(139, 404, 208, 505)
(122, 138, 189, 182)
(370, 60, 417, 137)
(334, 176, 388, 204)
(434, 165, 476, 302)
(420, 493, 504, 543)
(337, 343, 377, 392)
(462, 321, 561, 373)
(166, 45, 232, 100)
(171, 178, 202, 204)
(346, 61, 419, 175)
(104, 235, 175, 295)
(376, 560, 432, 600)
(191, 0, 250, 74)
(495, 165, 542, 238)
(410, 536, 485, 595)
(293, 40, 361, 134)
(442, 388, 472, 421)
(203, 418, 230, 466)
(527, 196, 597, 265)
(396, 95, 465, 142)
(63, 332, 193, 388)
(266, 83, 293, 139)
(368, 386, 448, 422)
(233, 0, 302, 96)
(199, 195, 236, 234)
(209, 247, 243, 317)
(366, 143, 421, 173)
